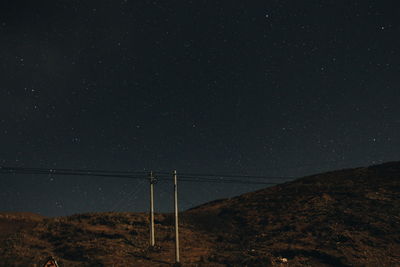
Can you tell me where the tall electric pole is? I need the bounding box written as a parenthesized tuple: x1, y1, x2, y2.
(149, 171, 155, 247)
(173, 170, 180, 263)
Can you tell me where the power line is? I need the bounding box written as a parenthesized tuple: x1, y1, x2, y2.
(3, 166, 145, 173)
(0, 166, 295, 185)
(0, 165, 297, 181)
(154, 173, 293, 185)
(111, 180, 146, 212)
(0, 166, 145, 175)
(176, 177, 281, 185)
(168, 173, 293, 180)
(155, 171, 294, 179)
(0, 168, 145, 180)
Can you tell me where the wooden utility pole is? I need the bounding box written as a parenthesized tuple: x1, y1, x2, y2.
(173, 170, 180, 263)
(149, 171, 155, 247)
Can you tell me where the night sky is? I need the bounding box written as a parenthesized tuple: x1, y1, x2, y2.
(1, 0, 399, 216)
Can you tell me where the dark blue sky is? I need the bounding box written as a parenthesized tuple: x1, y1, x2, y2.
(0, 0, 399, 216)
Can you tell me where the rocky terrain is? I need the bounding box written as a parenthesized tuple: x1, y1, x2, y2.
(1, 162, 399, 266)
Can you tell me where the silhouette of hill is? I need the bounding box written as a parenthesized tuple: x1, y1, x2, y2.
(0, 162, 399, 266)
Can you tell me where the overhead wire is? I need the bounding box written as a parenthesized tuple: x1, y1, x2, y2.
(0, 166, 138, 176)
(163, 172, 295, 180)
(110, 180, 143, 212)
(0, 168, 146, 180)
(0, 156, 375, 182)
(111, 180, 146, 212)
(0, 166, 295, 185)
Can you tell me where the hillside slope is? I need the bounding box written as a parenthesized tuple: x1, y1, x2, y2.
(1, 162, 399, 266)
(184, 162, 400, 266)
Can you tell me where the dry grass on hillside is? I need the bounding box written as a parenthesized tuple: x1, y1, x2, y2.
(1, 162, 399, 266)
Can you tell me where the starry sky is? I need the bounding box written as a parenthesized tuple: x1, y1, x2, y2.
(0, 0, 399, 216)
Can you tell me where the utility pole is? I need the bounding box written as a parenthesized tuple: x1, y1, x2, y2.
(173, 170, 180, 263)
(149, 171, 155, 247)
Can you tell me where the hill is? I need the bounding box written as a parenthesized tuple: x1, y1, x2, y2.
(0, 162, 399, 266)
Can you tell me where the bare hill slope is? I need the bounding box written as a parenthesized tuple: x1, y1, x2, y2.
(1, 162, 399, 266)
